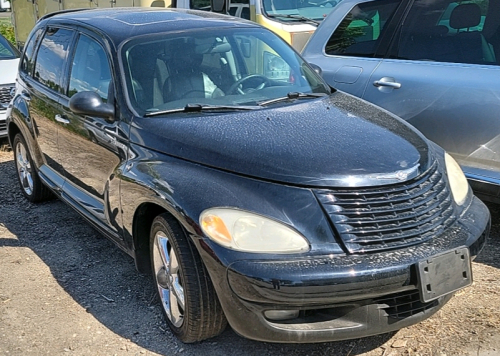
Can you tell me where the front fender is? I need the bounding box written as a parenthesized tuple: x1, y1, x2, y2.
(119, 143, 342, 264)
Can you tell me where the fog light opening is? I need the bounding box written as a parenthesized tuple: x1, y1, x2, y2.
(264, 310, 300, 321)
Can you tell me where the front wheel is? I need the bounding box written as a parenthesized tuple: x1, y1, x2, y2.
(150, 213, 227, 343)
(13, 134, 52, 202)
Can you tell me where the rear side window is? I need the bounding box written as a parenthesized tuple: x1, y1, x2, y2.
(20, 28, 44, 76)
(34, 28, 74, 93)
(324, 0, 399, 57)
(396, 0, 497, 65)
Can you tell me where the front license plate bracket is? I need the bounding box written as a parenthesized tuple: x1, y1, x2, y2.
(417, 247, 472, 303)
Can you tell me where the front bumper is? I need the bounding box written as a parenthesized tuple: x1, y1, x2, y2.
(197, 196, 490, 343)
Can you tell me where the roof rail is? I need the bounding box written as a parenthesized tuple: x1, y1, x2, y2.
(38, 8, 95, 22)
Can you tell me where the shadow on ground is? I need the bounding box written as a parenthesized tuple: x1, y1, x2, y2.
(474, 202, 500, 269)
(0, 158, 395, 356)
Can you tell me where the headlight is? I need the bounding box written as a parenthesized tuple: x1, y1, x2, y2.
(445, 153, 469, 206)
(200, 208, 310, 253)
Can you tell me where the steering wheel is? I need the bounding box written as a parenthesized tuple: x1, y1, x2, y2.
(227, 75, 270, 95)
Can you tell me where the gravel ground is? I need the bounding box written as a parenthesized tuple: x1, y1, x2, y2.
(1, 147, 499, 356)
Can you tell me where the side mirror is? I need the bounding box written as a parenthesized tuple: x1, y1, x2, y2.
(211, 0, 227, 13)
(308, 63, 323, 76)
(69, 91, 115, 122)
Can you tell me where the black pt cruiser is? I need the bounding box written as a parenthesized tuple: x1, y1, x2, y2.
(7, 8, 490, 343)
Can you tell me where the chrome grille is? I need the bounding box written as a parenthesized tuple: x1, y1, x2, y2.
(315, 162, 456, 253)
(0, 85, 15, 107)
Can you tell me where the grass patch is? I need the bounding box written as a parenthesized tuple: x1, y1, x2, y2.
(0, 17, 11, 25)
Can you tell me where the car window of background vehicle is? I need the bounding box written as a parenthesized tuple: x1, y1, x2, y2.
(324, 0, 399, 57)
(0, 35, 18, 59)
(396, 0, 496, 65)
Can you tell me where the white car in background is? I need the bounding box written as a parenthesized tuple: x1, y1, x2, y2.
(0, 34, 19, 139)
(0, 0, 10, 11)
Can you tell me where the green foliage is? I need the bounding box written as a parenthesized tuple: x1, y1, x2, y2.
(0, 23, 15, 45)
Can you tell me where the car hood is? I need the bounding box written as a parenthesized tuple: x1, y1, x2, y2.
(0, 58, 19, 85)
(134, 92, 432, 187)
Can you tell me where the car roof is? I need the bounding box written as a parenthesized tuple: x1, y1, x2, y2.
(43, 8, 260, 45)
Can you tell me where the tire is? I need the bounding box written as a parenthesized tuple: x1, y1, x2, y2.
(13, 134, 53, 203)
(150, 213, 227, 343)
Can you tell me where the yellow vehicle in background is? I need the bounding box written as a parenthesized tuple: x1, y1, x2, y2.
(174, 0, 341, 51)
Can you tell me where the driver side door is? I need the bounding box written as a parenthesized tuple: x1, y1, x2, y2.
(57, 32, 127, 240)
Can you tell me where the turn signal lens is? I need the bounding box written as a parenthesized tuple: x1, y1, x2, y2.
(445, 153, 469, 206)
(200, 214, 232, 245)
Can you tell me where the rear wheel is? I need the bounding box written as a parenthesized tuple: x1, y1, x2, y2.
(150, 213, 227, 343)
(13, 134, 52, 202)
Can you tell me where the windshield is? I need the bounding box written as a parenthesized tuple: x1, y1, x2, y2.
(122, 27, 330, 115)
(262, 0, 341, 22)
(0, 35, 20, 60)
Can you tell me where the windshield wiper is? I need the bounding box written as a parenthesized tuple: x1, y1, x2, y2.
(144, 103, 260, 117)
(267, 14, 320, 26)
(258, 92, 327, 107)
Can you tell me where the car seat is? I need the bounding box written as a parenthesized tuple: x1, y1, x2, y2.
(163, 39, 222, 102)
(449, 3, 484, 64)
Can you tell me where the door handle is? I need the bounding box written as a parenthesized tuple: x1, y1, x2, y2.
(373, 77, 401, 89)
(55, 114, 70, 124)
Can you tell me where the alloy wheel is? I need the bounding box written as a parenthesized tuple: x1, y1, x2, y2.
(153, 231, 185, 328)
(15, 140, 34, 196)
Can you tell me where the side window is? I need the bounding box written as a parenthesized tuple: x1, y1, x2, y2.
(396, 0, 496, 65)
(20, 28, 44, 76)
(234, 35, 257, 75)
(264, 51, 291, 81)
(34, 28, 74, 93)
(68, 34, 111, 101)
(241, 7, 250, 20)
(190, 0, 210, 9)
(324, 0, 399, 57)
(229, 6, 238, 16)
(234, 35, 291, 82)
(229, 0, 250, 19)
(0, 36, 19, 59)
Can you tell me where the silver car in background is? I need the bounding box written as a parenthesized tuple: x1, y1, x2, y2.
(302, 0, 500, 203)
